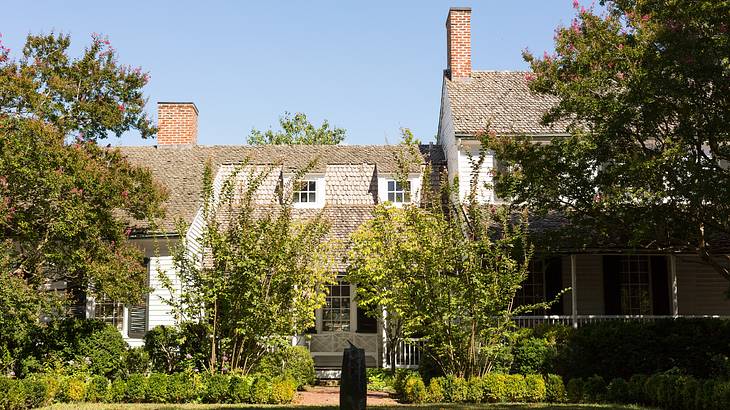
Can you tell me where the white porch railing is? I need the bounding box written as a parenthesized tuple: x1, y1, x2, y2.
(513, 314, 730, 328)
(385, 338, 424, 369)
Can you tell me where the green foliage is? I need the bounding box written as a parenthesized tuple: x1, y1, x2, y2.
(107, 378, 126, 403)
(202, 373, 229, 403)
(60, 376, 87, 403)
(85, 375, 109, 403)
(169, 161, 335, 374)
(228, 375, 254, 403)
(448, 376, 468, 403)
(503, 374, 527, 402)
(627, 374, 647, 404)
(512, 336, 554, 375)
(255, 345, 315, 389)
(167, 372, 196, 403)
(606, 377, 629, 404)
(124, 374, 147, 403)
(524, 374, 547, 403)
(366, 368, 394, 392)
(146, 373, 169, 403)
(247, 112, 345, 145)
(269, 376, 296, 404)
(566, 378, 584, 403)
(21, 376, 50, 408)
(403, 373, 428, 403)
(545, 374, 566, 403)
(583, 375, 606, 403)
(250, 375, 273, 404)
(465, 377, 484, 403)
(426, 377, 445, 403)
(493, 0, 730, 278)
(124, 347, 150, 375)
(0, 377, 26, 410)
(481, 373, 507, 403)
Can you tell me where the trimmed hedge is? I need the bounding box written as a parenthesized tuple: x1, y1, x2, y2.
(0, 372, 296, 409)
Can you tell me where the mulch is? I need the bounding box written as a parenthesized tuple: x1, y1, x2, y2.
(295, 386, 397, 406)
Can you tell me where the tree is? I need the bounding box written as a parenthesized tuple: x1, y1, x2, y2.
(348, 136, 548, 377)
(491, 0, 730, 277)
(0, 32, 166, 371)
(247, 112, 345, 145)
(166, 160, 336, 374)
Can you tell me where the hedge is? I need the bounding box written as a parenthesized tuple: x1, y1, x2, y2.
(0, 372, 296, 409)
(397, 373, 552, 404)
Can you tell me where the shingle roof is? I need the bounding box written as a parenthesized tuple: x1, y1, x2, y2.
(445, 71, 571, 136)
(119, 144, 445, 233)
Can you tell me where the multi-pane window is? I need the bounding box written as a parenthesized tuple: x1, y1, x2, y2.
(387, 180, 411, 203)
(94, 295, 124, 331)
(293, 180, 317, 203)
(619, 256, 652, 315)
(514, 260, 545, 309)
(323, 280, 351, 332)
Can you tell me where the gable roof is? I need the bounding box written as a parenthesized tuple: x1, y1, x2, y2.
(444, 71, 571, 136)
(119, 144, 444, 233)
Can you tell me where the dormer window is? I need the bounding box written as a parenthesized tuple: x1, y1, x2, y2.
(387, 180, 411, 203)
(294, 180, 317, 204)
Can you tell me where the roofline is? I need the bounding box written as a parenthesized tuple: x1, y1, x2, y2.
(157, 101, 199, 115)
(456, 132, 571, 139)
(449, 7, 472, 12)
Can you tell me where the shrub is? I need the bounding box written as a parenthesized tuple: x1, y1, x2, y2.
(627, 374, 647, 404)
(203, 373, 229, 403)
(643, 373, 663, 406)
(448, 376, 468, 402)
(465, 377, 484, 403)
(393, 369, 417, 398)
(39, 373, 60, 404)
(427, 377, 445, 403)
(679, 376, 700, 410)
(0, 377, 26, 410)
(697, 379, 717, 410)
(606, 377, 629, 404)
(482, 373, 507, 403)
(85, 375, 109, 403)
(21, 376, 50, 408)
(269, 376, 297, 404)
(60, 376, 87, 403)
(144, 325, 182, 373)
(403, 373, 427, 403)
(108, 379, 126, 403)
(583, 375, 606, 403)
(524, 374, 546, 403)
(229, 375, 254, 403)
(503, 374, 527, 402)
(512, 336, 554, 374)
(124, 347, 151, 375)
(146, 373, 169, 403)
(250, 375, 272, 404)
(167, 372, 196, 403)
(367, 368, 393, 392)
(125, 373, 147, 403)
(545, 374, 566, 403)
(256, 346, 315, 389)
(566, 378, 584, 403)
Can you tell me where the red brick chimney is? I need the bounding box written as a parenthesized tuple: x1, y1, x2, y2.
(446, 7, 472, 80)
(157, 102, 198, 145)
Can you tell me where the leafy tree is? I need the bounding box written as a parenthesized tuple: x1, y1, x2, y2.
(491, 0, 730, 276)
(165, 160, 336, 374)
(0, 32, 166, 372)
(247, 112, 345, 145)
(348, 135, 549, 377)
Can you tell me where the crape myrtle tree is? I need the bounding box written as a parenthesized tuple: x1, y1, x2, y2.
(348, 132, 551, 377)
(0, 33, 166, 373)
(247, 111, 346, 145)
(165, 160, 337, 374)
(491, 0, 730, 277)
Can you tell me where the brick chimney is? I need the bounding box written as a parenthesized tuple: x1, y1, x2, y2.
(157, 102, 198, 145)
(446, 7, 472, 80)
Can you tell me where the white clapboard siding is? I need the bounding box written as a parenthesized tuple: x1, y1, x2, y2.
(458, 144, 496, 203)
(147, 256, 179, 330)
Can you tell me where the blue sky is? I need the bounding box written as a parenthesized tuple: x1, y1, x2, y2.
(3, 1, 576, 145)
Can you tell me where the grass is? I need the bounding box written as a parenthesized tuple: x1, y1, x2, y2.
(40, 404, 649, 410)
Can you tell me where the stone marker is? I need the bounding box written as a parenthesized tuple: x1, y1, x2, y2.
(340, 341, 367, 410)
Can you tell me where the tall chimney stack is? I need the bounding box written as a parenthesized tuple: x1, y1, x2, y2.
(157, 102, 198, 145)
(446, 7, 472, 80)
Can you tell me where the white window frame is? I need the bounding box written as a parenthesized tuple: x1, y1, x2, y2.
(386, 180, 412, 204)
(92, 295, 124, 331)
(293, 180, 318, 204)
(320, 279, 354, 333)
(378, 173, 422, 206)
(286, 174, 325, 209)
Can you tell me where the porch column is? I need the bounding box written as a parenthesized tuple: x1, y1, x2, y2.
(571, 254, 578, 329)
(670, 254, 679, 316)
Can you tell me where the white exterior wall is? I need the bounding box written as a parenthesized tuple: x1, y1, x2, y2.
(147, 256, 179, 330)
(438, 81, 460, 192)
(457, 141, 498, 203)
(561, 254, 605, 315)
(675, 255, 730, 315)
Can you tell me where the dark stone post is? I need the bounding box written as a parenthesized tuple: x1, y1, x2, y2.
(340, 341, 367, 410)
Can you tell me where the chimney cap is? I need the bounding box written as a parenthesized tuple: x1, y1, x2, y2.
(448, 7, 471, 12)
(157, 101, 199, 115)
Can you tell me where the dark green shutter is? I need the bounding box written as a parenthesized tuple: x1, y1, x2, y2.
(545, 256, 564, 315)
(603, 256, 622, 315)
(356, 306, 378, 333)
(127, 303, 147, 339)
(650, 256, 670, 315)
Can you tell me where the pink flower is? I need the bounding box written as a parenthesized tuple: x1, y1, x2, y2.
(618, 43, 624, 50)
(524, 73, 536, 82)
(118, 104, 125, 112)
(572, 0, 580, 9)
(641, 14, 650, 22)
(124, 227, 132, 237)
(616, 72, 625, 80)
(121, 190, 129, 199)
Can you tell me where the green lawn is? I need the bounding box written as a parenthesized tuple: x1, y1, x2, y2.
(40, 404, 649, 410)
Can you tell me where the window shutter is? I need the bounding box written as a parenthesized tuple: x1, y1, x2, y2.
(603, 256, 622, 315)
(127, 304, 147, 339)
(356, 306, 378, 333)
(545, 256, 564, 315)
(650, 256, 670, 315)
